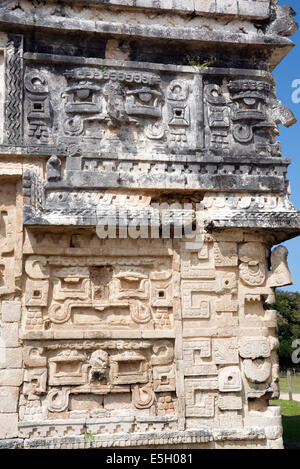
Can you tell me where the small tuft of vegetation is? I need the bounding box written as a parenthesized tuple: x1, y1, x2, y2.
(186, 56, 216, 69)
(98, 65, 109, 72)
(84, 432, 94, 442)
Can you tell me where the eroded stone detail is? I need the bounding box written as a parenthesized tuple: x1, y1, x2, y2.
(11, 232, 290, 446)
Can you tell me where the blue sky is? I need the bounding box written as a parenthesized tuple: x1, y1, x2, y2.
(273, 0, 300, 292)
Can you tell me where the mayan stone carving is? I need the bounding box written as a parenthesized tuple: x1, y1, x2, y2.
(0, 0, 299, 449)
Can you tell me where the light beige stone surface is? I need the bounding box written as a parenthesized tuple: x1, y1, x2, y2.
(2, 302, 22, 323)
(0, 387, 19, 412)
(8, 226, 290, 447)
(0, 413, 18, 439)
(0, 369, 24, 387)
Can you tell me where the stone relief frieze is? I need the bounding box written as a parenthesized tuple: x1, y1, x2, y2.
(4, 34, 23, 145)
(24, 70, 52, 145)
(0, 180, 22, 296)
(23, 64, 198, 152)
(18, 58, 294, 162)
(23, 253, 174, 334)
(15, 232, 292, 443)
(20, 338, 177, 423)
(204, 77, 295, 157)
(14, 58, 297, 222)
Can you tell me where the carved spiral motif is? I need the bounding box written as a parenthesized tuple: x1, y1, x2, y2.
(130, 301, 152, 324)
(89, 349, 109, 369)
(233, 124, 253, 143)
(151, 341, 174, 365)
(49, 303, 71, 324)
(63, 116, 84, 136)
(25, 256, 49, 279)
(25, 71, 49, 94)
(243, 359, 272, 384)
(145, 122, 165, 140)
(132, 385, 155, 409)
(47, 388, 70, 412)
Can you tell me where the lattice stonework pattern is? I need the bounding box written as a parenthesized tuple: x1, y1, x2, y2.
(0, 0, 299, 449)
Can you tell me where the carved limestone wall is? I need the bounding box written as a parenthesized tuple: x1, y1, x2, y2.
(0, 179, 296, 448)
(0, 0, 299, 450)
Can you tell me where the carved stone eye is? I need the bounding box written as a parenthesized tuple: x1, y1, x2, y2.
(138, 92, 152, 103)
(32, 78, 43, 87)
(33, 102, 43, 110)
(175, 109, 183, 117)
(243, 97, 256, 106)
(76, 89, 90, 99)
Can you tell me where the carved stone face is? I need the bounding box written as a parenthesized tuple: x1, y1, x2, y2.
(239, 242, 266, 286)
(89, 350, 109, 371)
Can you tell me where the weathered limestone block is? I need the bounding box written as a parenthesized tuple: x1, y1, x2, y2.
(0, 348, 22, 369)
(1, 323, 20, 348)
(0, 413, 18, 439)
(0, 369, 24, 387)
(0, 387, 19, 412)
(268, 245, 293, 287)
(1, 302, 21, 323)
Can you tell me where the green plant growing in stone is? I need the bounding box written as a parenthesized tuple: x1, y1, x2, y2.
(186, 56, 216, 69)
(84, 431, 94, 442)
(32, 16, 37, 23)
(98, 65, 109, 72)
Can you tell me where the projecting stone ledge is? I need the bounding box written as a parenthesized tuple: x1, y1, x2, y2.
(55, 0, 273, 19)
(0, 0, 292, 24)
(0, 426, 275, 449)
(0, 1, 297, 68)
(204, 211, 300, 241)
(0, 12, 294, 46)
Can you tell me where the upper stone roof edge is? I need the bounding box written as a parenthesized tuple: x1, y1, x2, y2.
(1, 8, 295, 70)
(57, 0, 273, 20)
(0, 10, 295, 47)
(0, 0, 297, 41)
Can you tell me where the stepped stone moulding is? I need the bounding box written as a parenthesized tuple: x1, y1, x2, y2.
(0, 0, 299, 449)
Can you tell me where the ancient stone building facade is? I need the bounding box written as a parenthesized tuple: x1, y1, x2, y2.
(0, 0, 299, 449)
